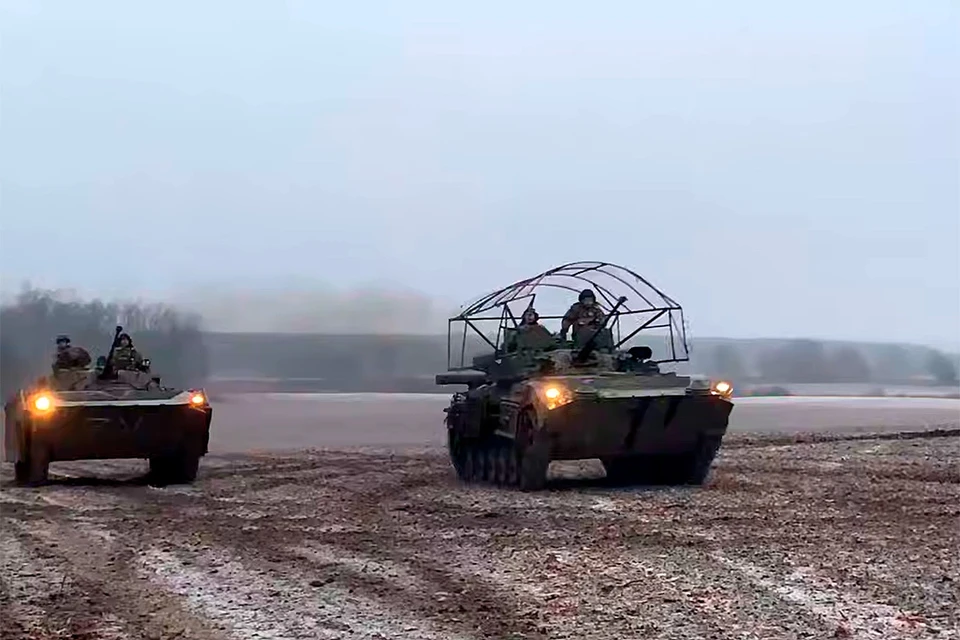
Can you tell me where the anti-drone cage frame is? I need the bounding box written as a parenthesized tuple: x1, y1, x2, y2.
(445, 261, 690, 370)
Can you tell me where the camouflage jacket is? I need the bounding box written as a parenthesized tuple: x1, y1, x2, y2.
(52, 346, 92, 372)
(113, 346, 143, 370)
(561, 302, 604, 334)
(517, 323, 553, 338)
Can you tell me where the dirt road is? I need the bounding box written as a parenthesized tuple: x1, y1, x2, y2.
(2, 397, 959, 639)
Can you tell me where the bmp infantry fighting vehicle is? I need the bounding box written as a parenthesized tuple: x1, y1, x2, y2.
(436, 261, 734, 491)
(3, 326, 213, 485)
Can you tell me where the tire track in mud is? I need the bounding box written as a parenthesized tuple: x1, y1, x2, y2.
(4, 518, 226, 640)
(137, 542, 471, 640)
(129, 441, 951, 637)
(123, 461, 553, 639)
(0, 525, 134, 640)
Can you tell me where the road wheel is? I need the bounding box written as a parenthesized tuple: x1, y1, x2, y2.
(175, 454, 200, 483)
(22, 431, 50, 486)
(447, 431, 467, 479)
(14, 461, 30, 484)
(484, 446, 500, 485)
(150, 450, 200, 485)
(473, 445, 486, 482)
(683, 435, 723, 485)
(462, 443, 477, 481)
(493, 445, 510, 486)
(504, 447, 520, 486)
(517, 410, 549, 492)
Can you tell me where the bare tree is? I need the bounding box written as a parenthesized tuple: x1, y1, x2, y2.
(1, 288, 209, 397)
(711, 344, 747, 381)
(826, 346, 872, 383)
(925, 349, 959, 386)
(758, 339, 830, 383)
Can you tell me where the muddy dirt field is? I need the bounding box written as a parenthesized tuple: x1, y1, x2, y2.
(2, 424, 958, 640)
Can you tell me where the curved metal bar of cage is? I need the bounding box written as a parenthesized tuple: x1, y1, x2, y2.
(526, 274, 622, 310)
(446, 315, 690, 368)
(460, 261, 648, 315)
(455, 261, 675, 319)
(446, 305, 690, 368)
(567, 261, 676, 305)
(447, 261, 691, 367)
(555, 261, 670, 303)
(453, 263, 598, 316)
(492, 276, 639, 344)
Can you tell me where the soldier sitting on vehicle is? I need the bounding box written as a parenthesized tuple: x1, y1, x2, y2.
(503, 307, 556, 352)
(52, 335, 92, 373)
(113, 332, 144, 371)
(516, 307, 556, 350)
(559, 289, 605, 341)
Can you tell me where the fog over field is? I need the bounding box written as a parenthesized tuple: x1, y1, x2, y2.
(2, 1, 958, 349)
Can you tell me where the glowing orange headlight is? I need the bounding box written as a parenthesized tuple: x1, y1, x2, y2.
(190, 392, 206, 405)
(711, 380, 733, 398)
(538, 384, 573, 410)
(32, 394, 54, 413)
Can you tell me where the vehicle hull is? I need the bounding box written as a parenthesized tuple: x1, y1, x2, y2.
(541, 393, 732, 460)
(4, 403, 212, 464)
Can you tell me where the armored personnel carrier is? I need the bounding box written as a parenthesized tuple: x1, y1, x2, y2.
(436, 261, 734, 491)
(3, 326, 213, 485)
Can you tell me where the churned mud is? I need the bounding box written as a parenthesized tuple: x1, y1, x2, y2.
(1, 429, 958, 640)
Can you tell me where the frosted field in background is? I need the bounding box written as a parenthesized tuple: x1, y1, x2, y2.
(206, 393, 960, 453)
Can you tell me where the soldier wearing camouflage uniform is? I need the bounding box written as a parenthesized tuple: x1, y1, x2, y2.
(52, 335, 92, 373)
(559, 289, 605, 341)
(113, 332, 144, 371)
(517, 307, 553, 340)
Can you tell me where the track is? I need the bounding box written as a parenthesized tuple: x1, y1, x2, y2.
(2, 427, 958, 639)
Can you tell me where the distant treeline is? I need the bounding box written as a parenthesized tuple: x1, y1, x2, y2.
(204, 332, 960, 389)
(1, 289, 208, 397)
(694, 338, 958, 386)
(1, 288, 957, 398)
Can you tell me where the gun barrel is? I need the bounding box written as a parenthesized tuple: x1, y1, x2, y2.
(575, 296, 628, 362)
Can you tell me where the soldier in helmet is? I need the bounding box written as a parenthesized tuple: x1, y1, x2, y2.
(559, 289, 605, 341)
(517, 307, 552, 339)
(52, 335, 92, 373)
(509, 306, 554, 351)
(113, 332, 144, 371)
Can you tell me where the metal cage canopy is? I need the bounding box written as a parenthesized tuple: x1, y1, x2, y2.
(447, 261, 691, 368)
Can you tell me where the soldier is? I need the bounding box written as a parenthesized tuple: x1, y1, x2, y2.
(559, 289, 605, 341)
(510, 306, 554, 351)
(113, 332, 144, 371)
(517, 307, 552, 339)
(52, 335, 92, 373)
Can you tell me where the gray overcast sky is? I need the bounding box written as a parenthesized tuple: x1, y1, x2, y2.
(1, 1, 958, 346)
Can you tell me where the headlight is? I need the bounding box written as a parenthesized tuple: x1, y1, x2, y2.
(189, 392, 206, 406)
(711, 380, 733, 398)
(538, 384, 574, 410)
(31, 394, 55, 414)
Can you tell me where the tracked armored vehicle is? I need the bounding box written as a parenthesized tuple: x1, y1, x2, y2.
(3, 326, 212, 485)
(437, 261, 734, 491)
